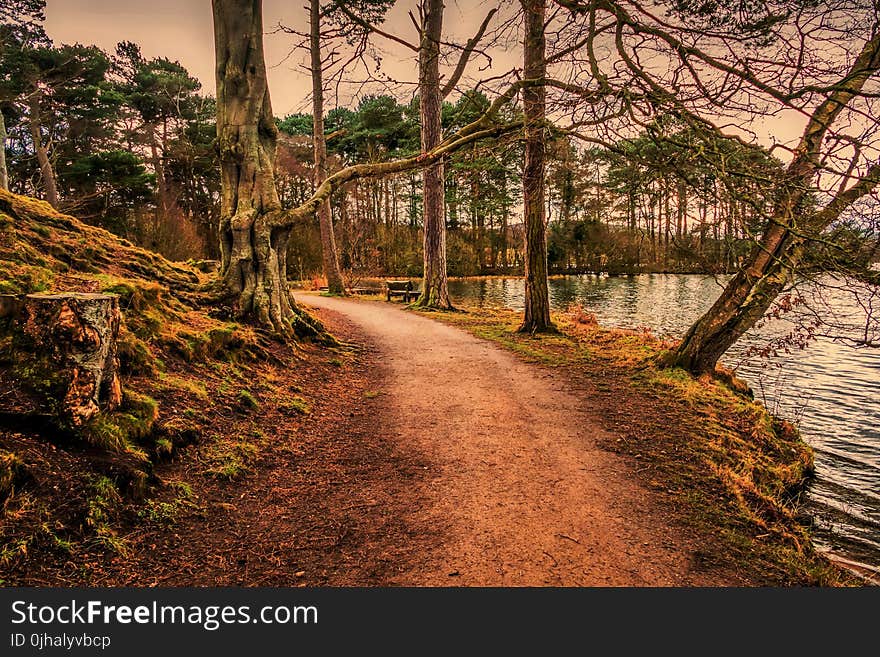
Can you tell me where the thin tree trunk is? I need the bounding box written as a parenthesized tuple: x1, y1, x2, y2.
(519, 0, 553, 333)
(310, 0, 345, 295)
(212, 0, 323, 337)
(149, 123, 170, 218)
(500, 209, 508, 270)
(0, 110, 8, 191)
(28, 92, 60, 209)
(414, 0, 453, 309)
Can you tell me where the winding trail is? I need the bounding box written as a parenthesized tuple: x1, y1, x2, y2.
(304, 294, 718, 585)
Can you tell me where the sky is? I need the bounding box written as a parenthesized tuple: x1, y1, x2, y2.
(40, 0, 811, 151)
(42, 0, 514, 118)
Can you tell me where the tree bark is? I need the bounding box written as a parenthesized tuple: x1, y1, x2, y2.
(414, 0, 453, 309)
(14, 293, 122, 428)
(310, 0, 345, 295)
(673, 29, 880, 373)
(519, 0, 554, 333)
(212, 0, 324, 337)
(28, 91, 60, 209)
(0, 110, 8, 191)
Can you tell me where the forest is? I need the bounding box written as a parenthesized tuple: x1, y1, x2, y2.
(1, 5, 807, 280)
(1, 0, 879, 592)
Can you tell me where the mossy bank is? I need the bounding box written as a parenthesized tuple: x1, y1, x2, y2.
(0, 189, 330, 584)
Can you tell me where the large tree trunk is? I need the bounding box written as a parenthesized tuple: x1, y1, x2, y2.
(519, 0, 554, 333)
(414, 0, 453, 309)
(28, 92, 60, 209)
(673, 29, 880, 373)
(0, 110, 8, 191)
(310, 0, 345, 296)
(212, 0, 322, 337)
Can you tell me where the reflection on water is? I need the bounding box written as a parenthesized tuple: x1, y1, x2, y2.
(448, 274, 880, 574)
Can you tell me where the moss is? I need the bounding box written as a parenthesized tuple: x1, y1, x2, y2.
(78, 392, 158, 459)
(101, 281, 137, 300)
(163, 323, 249, 363)
(11, 359, 71, 420)
(157, 373, 208, 400)
(116, 391, 159, 441)
(0, 264, 55, 295)
(236, 389, 260, 412)
(128, 307, 166, 341)
(208, 325, 241, 354)
(32, 224, 51, 238)
(81, 416, 129, 453)
(279, 396, 310, 415)
(117, 331, 157, 376)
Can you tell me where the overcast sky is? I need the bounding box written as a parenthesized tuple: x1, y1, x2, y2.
(41, 0, 808, 150)
(42, 0, 515, 118)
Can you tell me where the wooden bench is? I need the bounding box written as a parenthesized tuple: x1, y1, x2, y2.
(385, 280, 418, 302)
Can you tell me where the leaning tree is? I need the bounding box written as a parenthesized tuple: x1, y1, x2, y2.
(547, 0, 880, 372)
(672, 27, 880, 373)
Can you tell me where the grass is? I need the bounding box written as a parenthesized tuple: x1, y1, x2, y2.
(418, 303, 853, 586)
(157, 372, 209, 400)
(205, 440, 260, 480)
(423, 307, 588, 366)
(137, 480, 198, 526)
(85, 475, 127, 556)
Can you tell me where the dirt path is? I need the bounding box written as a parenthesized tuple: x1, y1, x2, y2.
(303, 294, 721, 586)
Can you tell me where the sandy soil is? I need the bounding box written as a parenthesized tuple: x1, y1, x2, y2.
(303, 294, 722, 585)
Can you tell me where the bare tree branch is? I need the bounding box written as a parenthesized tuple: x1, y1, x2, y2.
(441, 8, 498, 98)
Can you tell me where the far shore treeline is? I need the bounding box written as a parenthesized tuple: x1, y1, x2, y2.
(2, 36, 800, 280)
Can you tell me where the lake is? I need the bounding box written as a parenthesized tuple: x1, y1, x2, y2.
(446, 274, 880, 577)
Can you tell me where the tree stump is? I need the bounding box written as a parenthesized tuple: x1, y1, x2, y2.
(13, 293, 122, 427)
